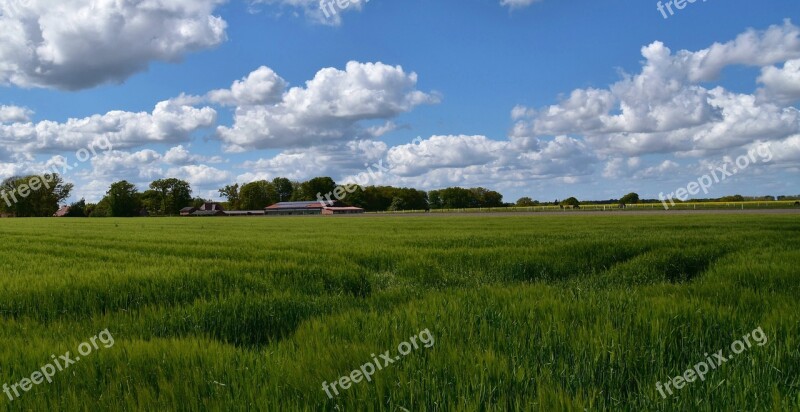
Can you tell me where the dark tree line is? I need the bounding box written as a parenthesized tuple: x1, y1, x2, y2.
(218, 177, 335, 210)
(428, 187, 504, 209)
(6, 174, 791, 219)
(86, 179, 205, 217)
(216, 177, 504, 212)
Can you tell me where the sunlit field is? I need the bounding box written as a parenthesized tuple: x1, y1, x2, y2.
(0, 214, 798, 411)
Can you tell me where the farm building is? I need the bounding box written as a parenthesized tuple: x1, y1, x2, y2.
(189, 202, 226, 217)
(322, 207, 366, 215)
(264, 201, 365, 216)
(53, 206, 71, 217)
(225, 210, 266, 216)
(265, 201, 327, 215)
(180, 207, 196, 216)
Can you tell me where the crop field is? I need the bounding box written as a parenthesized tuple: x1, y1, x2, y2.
(0, 214, 798, 411)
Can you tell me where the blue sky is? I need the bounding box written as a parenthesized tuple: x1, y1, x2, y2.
(0, 0, 798, 203)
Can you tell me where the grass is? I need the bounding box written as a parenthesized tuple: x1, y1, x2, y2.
(0, 214, 797, 411)
(374, 200, 800, 214)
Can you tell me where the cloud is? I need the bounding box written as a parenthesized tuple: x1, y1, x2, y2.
(0, 0, 228, 90)
(238, 139, 388, 182)
(0, 100, 217, 155)
(633, 160, 680, 179)
(683, 19, 800, 82)
(232, 132, 598, 192)
(250, 0, 372, 26)
(758, 59, 800, 104)
(387, 135, 504, 177)
(163, 145, 224, 165)
(68, 146, 232, 201)
(512, 21, 800, 158)
(216, 61, 440, 151)
(207, 66, 287, 107)
(167, 164, 232, 186)
(256, 0, 538, 25)
(499, 0, 543, 10)
(0, 105, 32, 123)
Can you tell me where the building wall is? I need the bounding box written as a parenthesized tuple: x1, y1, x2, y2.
(265, 209, 323, 216)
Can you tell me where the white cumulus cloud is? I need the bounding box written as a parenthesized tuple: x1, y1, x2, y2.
(0, 0, 228, 90)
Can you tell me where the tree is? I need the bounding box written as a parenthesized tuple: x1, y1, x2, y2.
(149, 178, 192, 215)
(438, 187, 473, 209)
(619, 192, 640, 205)
(720, 195, 746, 202)
(240, 180, 278, 210)
(88, 198, 111, 217)
(516, 197, 538, 207)
(428, 191, 443, 209)
(272, 177, 294, 202)
(561, 197, 581, 208)
(0, 174, 73, 217)
(192, 197, 209, 208)
(65, 199, 88, 217)
(218, 184, 241, 210)
(389, 196, 407, 211)
(296, 177, 337, 201)
(471, 187, 503, 207)
(139, 190, 163, 215)
(352, 186, 428, 212)
(106, 181, 140, 217)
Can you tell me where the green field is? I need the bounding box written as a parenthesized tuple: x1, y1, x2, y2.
(0, 214, 798, 411)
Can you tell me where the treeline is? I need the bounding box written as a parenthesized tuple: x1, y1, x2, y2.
(0, 175, 73, 217)
(216, 178, 502, 212)
(524, 194, 785, 207)
(86, 179, 202, 217)
(1, 174, 797, 218)
(90, 176, 504, 216)
(1, 174, 506, 217)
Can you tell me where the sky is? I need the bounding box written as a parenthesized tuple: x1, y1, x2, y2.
(0, 0, 798, 204)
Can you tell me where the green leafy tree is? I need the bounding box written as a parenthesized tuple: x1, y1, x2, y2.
(619, 192, 640, 205)
(150, 178, 193, 215)
(296, 177, 337, 201)
(65, 199, 88, 217)
(192, 197, 209, 208)
(240, 181, 278, 210)
(218, 184, 241, 210)
(471, 187, 503, 207)
(389, 196, 407, 211)
(342, 185, 367, 208)
(428, 191, 443, 209)
(106, 181, 141, 217)
(355, 186, 428, 211)
(0, 174, 73, 217)
(561, 197, 581, 208)
(139, 190, 163, 215)
(272, 177, 294, 202)
(438, 187, 473, 209)
(720, 195, 746, 202)
(516, 197, 538, 207)
(88, 198, 111, 217)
